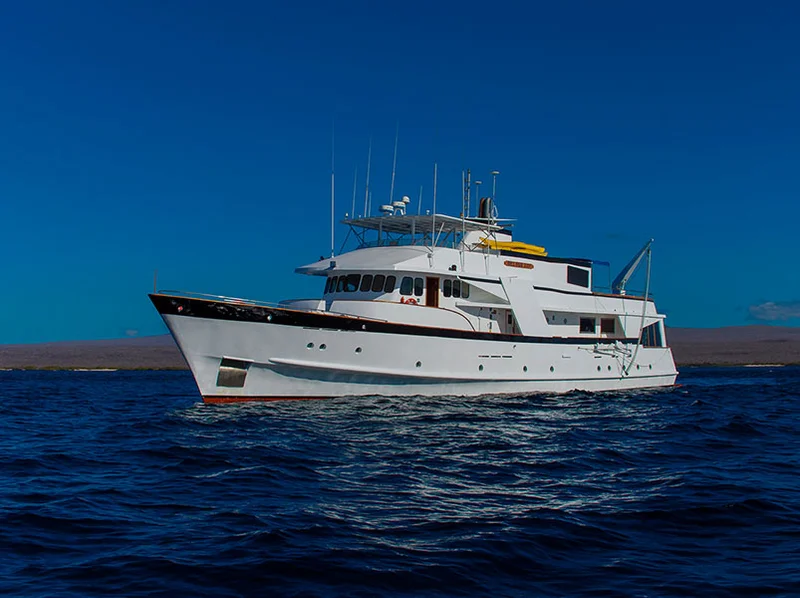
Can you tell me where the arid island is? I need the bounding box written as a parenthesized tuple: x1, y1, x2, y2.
(2, 326, 800, 370)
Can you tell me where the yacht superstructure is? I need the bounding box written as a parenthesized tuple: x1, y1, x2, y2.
(150, 190, 677, 402)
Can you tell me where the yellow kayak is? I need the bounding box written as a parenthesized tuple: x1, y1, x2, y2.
(478, 238, 548, 257)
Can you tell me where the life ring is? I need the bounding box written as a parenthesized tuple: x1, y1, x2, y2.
(401, 297, 418, 305)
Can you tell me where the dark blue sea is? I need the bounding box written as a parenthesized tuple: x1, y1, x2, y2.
(2, 368, 798, 597)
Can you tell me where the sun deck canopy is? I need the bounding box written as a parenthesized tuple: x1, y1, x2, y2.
(341, 213, 514, 251)
(343, 213, 510, 236)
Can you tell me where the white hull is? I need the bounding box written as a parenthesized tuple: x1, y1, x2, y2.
(163, 311, 678, 402)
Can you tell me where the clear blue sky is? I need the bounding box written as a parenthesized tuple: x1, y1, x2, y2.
(2, 0, 799, 343)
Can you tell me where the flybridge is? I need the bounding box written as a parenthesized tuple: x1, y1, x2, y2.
(340, 213, 513, 250)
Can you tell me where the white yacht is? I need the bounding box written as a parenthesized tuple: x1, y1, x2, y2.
(150, 192, 677, 403)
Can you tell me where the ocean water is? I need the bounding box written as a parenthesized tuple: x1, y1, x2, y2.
(1, 368, 798, 597)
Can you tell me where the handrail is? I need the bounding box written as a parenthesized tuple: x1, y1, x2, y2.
(156, 289, 283, 309)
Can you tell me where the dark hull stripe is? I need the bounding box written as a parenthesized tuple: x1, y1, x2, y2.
(150, 293, 641, 346)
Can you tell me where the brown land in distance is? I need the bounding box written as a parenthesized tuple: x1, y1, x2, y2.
(1, 326, 800, 370)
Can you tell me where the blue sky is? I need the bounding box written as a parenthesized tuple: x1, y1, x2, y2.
(1, 1, 799, 343)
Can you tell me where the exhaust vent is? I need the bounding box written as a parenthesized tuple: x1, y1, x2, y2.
(216, 358, 251, 388)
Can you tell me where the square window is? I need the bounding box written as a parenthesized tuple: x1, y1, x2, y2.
(601, 318, 615, 334)
(579, 318, 595, 333)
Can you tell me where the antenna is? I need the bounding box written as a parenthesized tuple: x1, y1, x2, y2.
(363, 136, 372, 217)
(431, 163, 438, 248)
(330, 122, 335, 258)
(351, 165, 358, 218)
(389, 123, 399, 205)
(491, 170, 500, 200)
(417, 185, 423, 215)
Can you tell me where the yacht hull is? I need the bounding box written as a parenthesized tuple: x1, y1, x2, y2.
(152, 294, 678, 402)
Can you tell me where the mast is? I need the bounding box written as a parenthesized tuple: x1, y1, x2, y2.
(363, 137, 372, 217)
(330, 122, 335, 258)
(350, 166, 358, 218)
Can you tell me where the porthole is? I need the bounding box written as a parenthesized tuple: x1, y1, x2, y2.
(355, 347, 362, 353)
(649, 364, 653, 370)
(597, 365, 601, 371)
(416, 361, 422, 368)
(319, 344, 327, 351)
(636, 365, 640, 370)
(607, 365, 611, 371)
(479, 364, 484, 372)
(306, 342, 314, 349)
(550, 366, 554, 373)
(563, 318, 567, 324)
(523, 365, 528, 372)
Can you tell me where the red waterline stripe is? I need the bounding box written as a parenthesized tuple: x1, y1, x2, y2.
(203, 395, 332, 404)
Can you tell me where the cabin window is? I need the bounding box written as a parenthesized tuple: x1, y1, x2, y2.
(601, 318, 615, 334)
(641, 322, 664, 347)
(400, 276, 413, 295)
(324, 278, 332, 294)
(336, 276, 346, 292)
(327, 276, 338, 293)
(344, 274, 360, 292)
(384, 275, 396, 293)
(579, 317, 595, 333)
(371, 274, 385, 292)
(462, 282, 470, 298)
(567, 266, 590, 288)
(452, 280, 461, 298)
(414, 277, 424, 296)
(443, 279, 452, 297)
(360, 274, 373, 292)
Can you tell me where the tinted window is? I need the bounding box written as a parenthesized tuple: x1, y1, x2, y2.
(384, 275, 396, 293)
(371, 274, 385, 292)
(345, 274, 360, 292)
(324, 278, 332, 294)
(462, 282, 470, 298)
(567, 266, 590, 288)
(579, 317, 595, 333)
(601, 318, 615, 334)
(443, 279, 452, 297)
(336, 276, 346, 292)
(328, 276, 338, 293)
(360, 274, 373, 292)
(452, 280, 461, 298)
(400, 276, 413, 295)
(414, 277, 423, 296)
(641, 322, 663, 347)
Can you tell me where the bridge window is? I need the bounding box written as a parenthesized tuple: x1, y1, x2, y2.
(344, 274, 361, 292)
(567, 266, 590, 288)
(360, 274, 373, 292)
(452, 280, 461, 298)
(462, 282, 470, 298)
(414, 277, 423, 296)
(641, 322, 663, 347)
(443, 279, 452, 297)
(371, 274, 385, 292)
(579, 317, 595, 333)
(336, 276, 346, 292)
(325, 277, 335, 294)
(384, 275, 396, 293)
(400, 276, 413, 295)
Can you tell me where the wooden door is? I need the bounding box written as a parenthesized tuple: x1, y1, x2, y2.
(425, 277, 440, 308)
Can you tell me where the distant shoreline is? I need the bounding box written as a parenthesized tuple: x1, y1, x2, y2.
(2, 327, 800, 370)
